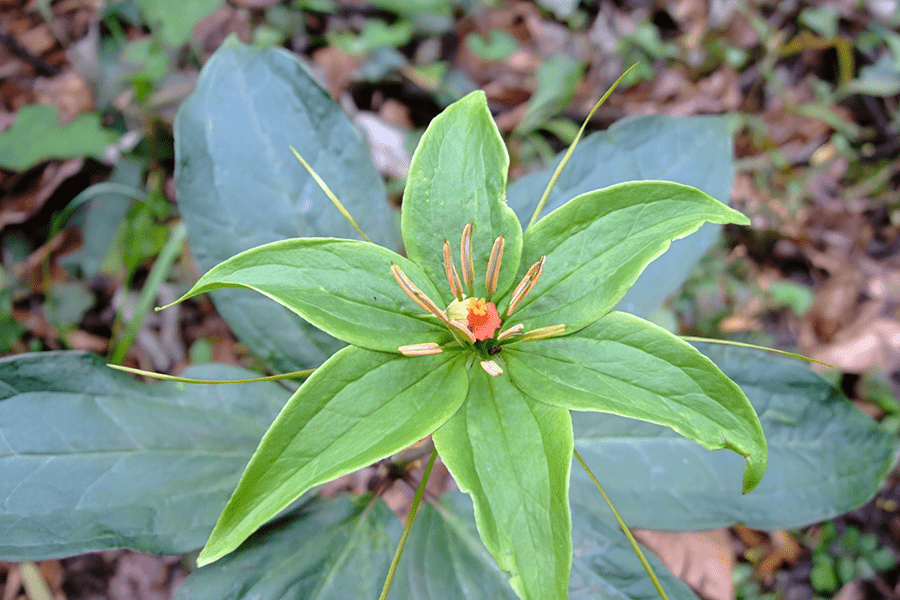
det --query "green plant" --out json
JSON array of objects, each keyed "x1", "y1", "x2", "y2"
[
  {"x1": 0, "y1": 39, "x2": 896, "y2": 600},
  {"x1": 809, "y1": 523, "x2": 898, "y2": 595}
]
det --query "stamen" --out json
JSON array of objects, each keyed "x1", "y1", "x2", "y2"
[
  {"x1": 497, "y1": 323, "x2": 524, "y2": 341},
  {"x1": 447, "y1": 319, "x2": 477, "y2": 344},
  {"x1": 480, "y1": 359, "x2": 503, "y2": 377},
  {"x1": 506, "y1": 256, "x2": 545, "y2": 317},
  {"x1": 484, "y1": 236, "x2": 504, "y2": 301},
  {"x1": 460, "y1": 222, "x2": 475, "y2": 297},
  {"x1": 517, "y1": 324, "x2": 566, "y2": 343},
  {"x1": 399, "y1": 342, "x2": 443, "y2": 356},
  {"x1": 390, "y1": 263, "x2": 449, "y2": 323},
  {"x1": 443, "y1": 240, "x2": 464, "y2": 301}
]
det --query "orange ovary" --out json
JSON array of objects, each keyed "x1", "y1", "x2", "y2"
[{"x1": 467, "y1": 298, "x2": 501, "y2": 341}]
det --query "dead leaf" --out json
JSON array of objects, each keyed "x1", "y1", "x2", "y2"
[
  {"x1": 13, "y1": 227, "x2": 81, "y2": 293},
  {"x1": 34, "y1": 69, "x2": 94, "y2": 122},
  {"x1": 0, "y1": 157, "x2": 83, "y2": 230},
  {"x1": 108, "y1": 552, "x2": 183, "y2": 600},
  {"x1": 311, "y1": 46, "x2": 363, "y2": 100},
  {"x1": 16, "y1": 22, "x2": 57, "y2": 56},
  {"x1": 757, "y1": 530, "x2": 802, "y2": 582},
  {"x1": 1, "y1": 563, "x2": 22, "y2": 600},
  {"x1": 633, "y1": 529, "x2": 734, "y2": 600},
  {"x1": 812, "y1": 317, "x2": 900, "y2": 372},
  {"x1": 66, "y1": 329, "x2": 109, "y2": 353}
]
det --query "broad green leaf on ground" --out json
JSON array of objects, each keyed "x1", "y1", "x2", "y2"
[
  {"x1": 176, "y1": 495, "x2": 400, "y2": 600},
  {"x1": 512, "y1": 182, "x2": 749, "y2": 331},
  {"x1": 432, "y1": 371, "x2": 573, "y2": 600},
  {"x1": 175, "y1": 37, "x2": 397, "y2": 373},
  {"x1": 391, "y1": 493, "x2": 519, "y2": 600},
  {"x1": 506, "y1": 115, "x2": 734, "y2": 318},
  {"x1": 507, "y1": 312, "x2": 767, "y2": 494},
  {"x1": 569, "y1": 343, "x2": 897, "y2": 531},
  {"x1": 0, "y1": 351, "x2": 287, "y2": 560},
  {"x1": 0, "y1": 105, "x2": 116, "y2": 171},
  {"x1": 199, "y1": 347, "x2": 468, "y2": 566},
  {"x1": 133, "y1": 0, "x2": 223, "y2": 46},
  {"x1": 401, "y1": 91, "x2": 522, "y2": 304},
  {"x1": 168, "y1": 239, "x2": 447, "y2": 352},
  {"x1": 569, "y1": 500, "x2": 699, "y2": 600}
]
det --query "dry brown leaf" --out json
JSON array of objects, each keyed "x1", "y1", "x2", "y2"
[
  {"x1": 0, "y1": 157, "x2": 83, "y2": 230},
  {"x1": 812, "y1": 317, "x2": 900, "y2": 372},
  {"x1": 13, "y1": 227, "x2": 81, "y2": 293},
  {"x1": 108, "y1": 552, "x2": 179, "y2": 600},
  {"x1": 193, "y1": 8, "x2": 250, "y2": 61},
  {"x1": 34, "y1": 69, "x2": 94, "y2": 122},
  {"x1": 311, "y1": 46, "x2": 363, "y2": 100},
  {"x1": 1, "y1": 563, "x2": 22, "y2": 600},
  {"x1": 633, "y1": 529, "x2": 734, "y2": 600},
  {"x1": 16, "y1": 22, "x2": 56, "y2": 56},
  {"x1": 67, "y1": 330, "x2": 109, "y2": 353},
  {"x1": 757, "y1": 530, "x2": 802, "y2": 582}
]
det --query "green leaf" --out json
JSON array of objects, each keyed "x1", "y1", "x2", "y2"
[
  {"x1": 568, "y1": 342, "x2": 897, "y2": 531},
  {"x1": 432, "y1": 370, "x2": 572, "y2": 600},
  {"x1": 199, "y1": 347, "x2": 468, "y2": 566},
  {"x1": 175, "y1": 37, "x2": 397, "y2": 373},
  {"x1": 391, "y1": 493, "x2": 519, "y2": 599},
  {"x1": 506, "y1": 312, "x2": 766, "y2": 493},
  {"x1": 511, "y1": 181, "x2": 750, "y2": 331},
  {"x1": 168, "y1": 238, "x2": 447, "y2": 353},
  {"x1": 465, "y1": 30, "x2": 519, "y2": 62},
  {"x1": 0, "y1": 105, "x2": 115, "y2": 171},
  {"x1": 133, "y1": 0, "x2": 223, "y2": 46},
  {"x1": 0, "y1": 351, "x2": 287, "y2": 560},
  {"x1": 514, "y1": 54, "x2": 583, "y2": 134},
  {"x1": 401, "y1": 91, "x2": 523, "y2": 304},
  {"x1": 569, "y1": 500, "x2": 699, "y2": 600},
  {"x1": 506, "y1": 115, "x2": 735, "y2": 319},
  {"x1": 176, "y1": 495, "x2": 401, "y2": 600}
]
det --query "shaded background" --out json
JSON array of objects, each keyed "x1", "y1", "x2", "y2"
[{"x1": 1, "y1": 0, "x2": 899, "y2": 598}]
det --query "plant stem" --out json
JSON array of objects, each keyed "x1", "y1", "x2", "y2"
[
  {"x1": 109, "y1": 222, "x2": 187, "y2": 365},
  {"x1": 107, "y1": 363, "x2": 315, "y2": 384},
  {"x1": 573, "y1": 448, "x2": 671, "y2": 600},
  {"x1": 679, "y1": 336, "x2": 836, "y2": 368},
  {"x1": 526, "y1": 64, "x2": 636, "y2": 231},
  {"x1": 379, "y1": 447, "x2": 438, "y2": 600},
  {"x1": 289, "y1": 146, "x2": 372, "y2": 243},
  {"x1": 19, "y1": 562, "x2": 54, "y2": 600}
]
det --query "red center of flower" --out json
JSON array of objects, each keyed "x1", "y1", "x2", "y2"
[{"x1": 467, "y1": 298, "x2": 501, "y2": 341}]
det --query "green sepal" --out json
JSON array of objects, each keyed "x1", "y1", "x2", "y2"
[
  {"x1": 432, "y1": 369, "x2": 573, "y2": 600},
  {"x1": 164, "y1": 238, "x2": 449, "y2": 352},
  {"x1": 505, "y1": 311, "x2": 767, "y2": 493},
  {"x1": 197, "y1": 346, "x2": 469, "y2": 566},
  {"x1": 509, "y1": 181, "x2": 750, "y2": 330},
  {"x1": 402, "y1": 91, "x2": 523, "y2": 303}
]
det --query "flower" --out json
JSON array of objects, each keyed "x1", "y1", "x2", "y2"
[
  {"x1": 393, "y1": 222, "x2": 563, "y2": 375},
  {"x1": 174, "y1": 91, "x2": 767, "y2": 600}
]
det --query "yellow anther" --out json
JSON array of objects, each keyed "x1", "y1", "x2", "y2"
[
  {"x1": 480, "y1": 359, "x2": 503, "y2": 377},
  {"x1": 443, "y1": 240, "x2": 464, "y2": 301},
  {"x1": 517, "y1": 324, "x2": 566, "y2": 343},
  {"x1": 497, "y1": 323, "x2": 524, "y2": 341},
  {"x1": 506, "y1": 256, "x2": 545, "y2": 317},
  {"x1": 460, "y1": 222, "x2": 475, "y2": 296},
  {"x1": 399, "y1": 343, "x2": 444, "y2": 356},
  {"x1": 485, "y1": 236, "x2": 504, "y2": 301},
  {"x1": 390, "y1": 263, "x2": 448, "y2": 323}
]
